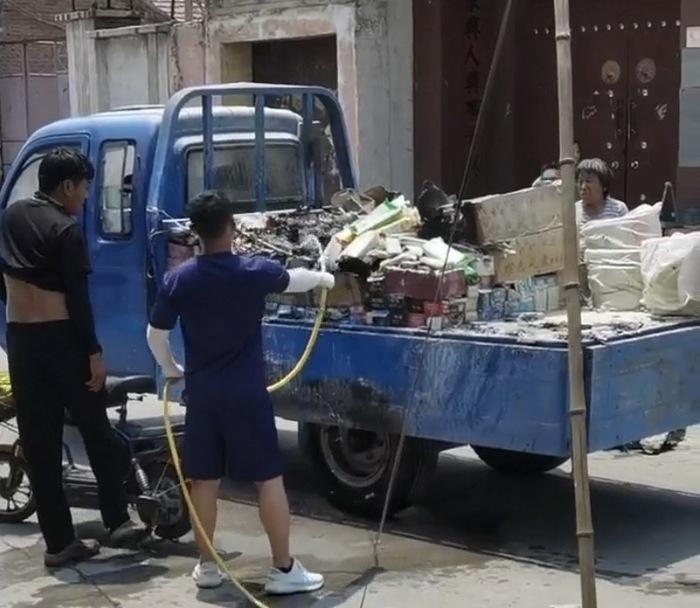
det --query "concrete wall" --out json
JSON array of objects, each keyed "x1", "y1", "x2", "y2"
[
  {"x1": 94, "y1": 26, "x2": 171, "y2": 110},
  {"x1": 65, "y1": 18, "x2": 100, "y2": 115},
  {"x1": 355, "y1": 0, "x2": 414, "y2": 194},
  {"x1": 66, "y1": 20, "x2": 181, "y2": 115},
  {"x1": 62, "y1": 1, "x2": 415, "y2": 196},
  {"x1": 678, "y1": 0, "x2": 700, "y2": 220},
  {"x1": 205, "y1": 0, "x2": 414, "y2": 196}
]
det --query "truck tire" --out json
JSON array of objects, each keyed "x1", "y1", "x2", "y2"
[
  {"x1": 299, "y1": 422, "x2": 438, "y2": 519},
  {"x1": 472, "y1": 445, "x2": 568, "y2": 475}
]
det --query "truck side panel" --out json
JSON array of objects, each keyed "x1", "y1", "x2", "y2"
[
  {"x1": 264, "y1": 323, "x2": 572, "y2": 457},
  {"x1": 587, "y1": 325, "x2": 700, "y2": 451},
  {"x1": 266, "y1": 322, "x2": 700, "y2": 457}
]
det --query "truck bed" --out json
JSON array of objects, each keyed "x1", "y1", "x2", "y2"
[{"x1": 263, "y1": 311, "x2": 700, "y2": 457}]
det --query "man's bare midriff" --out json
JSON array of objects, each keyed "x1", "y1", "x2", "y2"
[{"x1": 5, "y1": 276, "x2": 69, "y2": 323}]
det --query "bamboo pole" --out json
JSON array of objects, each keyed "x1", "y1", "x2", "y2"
[{"x1": 552, "y1": 1, "x2": 598, "y2": 607}]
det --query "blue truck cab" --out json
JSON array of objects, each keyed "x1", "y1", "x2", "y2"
[
  {"x1": 0, "y1": 85, "x2": 355, "y2": 377},
  {"x1": 1, "y1": 84, "x2": 699, "y2": 518}
]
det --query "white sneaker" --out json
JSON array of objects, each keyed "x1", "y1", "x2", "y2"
[
  {"x1": 265, "y1": 559, "x2": 324, "y2": 595},
  {"x1": 192, "y1": 560, "x2": 223, "y2": 589}
]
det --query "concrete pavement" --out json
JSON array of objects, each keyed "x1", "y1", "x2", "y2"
[{"x1": 2, "y1": 407, "x2": 699, "y2": 607}]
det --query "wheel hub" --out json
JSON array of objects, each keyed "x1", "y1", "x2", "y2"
[
  {"x1": 151, "y1": 473, "x2": 185, "y2": 526},
  {"x1": 319, "y1": 426, "x2": 391, "y2": 488},
  {"x1": 0, "y1": 455, "x2": 32, "y2": 513}
]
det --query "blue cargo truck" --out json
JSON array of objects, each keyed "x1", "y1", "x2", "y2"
[{"x1": 1, "y1": 84, "x2": 698, "y2": 517}]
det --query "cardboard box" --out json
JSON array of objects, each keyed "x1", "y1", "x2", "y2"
[
  {"x1": 465, "y1": 184, "x2": 562, "y2": 245},
  {"x1": 312, "y1": 272, "x2": 364, "y2": 307},
  {"x1": 492, "y1": 227, "x2": 565, "y2": 283},
  {"x1": 462, "y1": 184, "x2": 565, "y2": 283},
  {"x1": 383, "y1": 268, "x2": 466, "y2": 300}
]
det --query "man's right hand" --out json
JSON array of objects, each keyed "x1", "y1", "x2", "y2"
[
  {"x1": 86, "y1": 352, "x2": 107, "y2": 393},
  {"x1": 318, "y1": 272, "x2": 335, "y2": 290}
]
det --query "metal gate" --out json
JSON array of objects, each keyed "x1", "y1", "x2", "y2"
[{"x1": 0, "y1": 40, "x2": 70, "y2": 181}]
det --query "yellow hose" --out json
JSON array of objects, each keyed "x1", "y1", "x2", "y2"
[
  {"x1": 162, "y1": 287, "x2": 329, "y2": 605},
  {"x1": 267, "y1": 288, "x2": 328, "y2": 393}
]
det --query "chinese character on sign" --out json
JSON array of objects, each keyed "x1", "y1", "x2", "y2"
[
  {"x1": 465, "y1": 15, "x2": 481, "y2": 38},
  {"x1": 466, "y1": 99, "x2": 482, "y2": 117},
  {"x1": 465, "y1": 70, "x2": 479, "y2": 91},
  {"x1": 466, "y1": 44, "x2": 480, "y2": 68}
]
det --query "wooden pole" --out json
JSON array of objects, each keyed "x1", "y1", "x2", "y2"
[{"x1": 552, "y1": 1, "x2": 598, "y2": 607}]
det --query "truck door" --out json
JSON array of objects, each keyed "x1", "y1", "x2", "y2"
[{"x1": 88, "y1": 139, "x2": 152, "y2": 375}]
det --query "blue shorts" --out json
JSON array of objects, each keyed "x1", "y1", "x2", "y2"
[{"x1": 182, "y1": 389, "x2": 284, "y2": 483}]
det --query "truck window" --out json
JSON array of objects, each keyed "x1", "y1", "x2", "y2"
[
  {"x1": 187, "y1": 144, "x2": 303, "y2": 209},
  {"x1": 100, "y1": 141, "x2": 136, "y2": 237},
  {"x1": 6, "y1": 144, "x2": 81, "y2": 207},
  {"x1": 6, "y1": 155, "x2": 43, "y2": 206}
]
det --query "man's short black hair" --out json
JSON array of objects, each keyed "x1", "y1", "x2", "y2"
[
  {"x1": 186, "y1": 191, "x2": 236, "y2": 241},
  {"x1": 38, "y1": 148, "x2": 95, "y2": 194},
  {"x1": 576, "y1": 158, "x2": 614, "y2": 196}
]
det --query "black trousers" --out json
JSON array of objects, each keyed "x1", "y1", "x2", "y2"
[{"x1": 7, "y1": 321, "x2": 129, "y2": 553}]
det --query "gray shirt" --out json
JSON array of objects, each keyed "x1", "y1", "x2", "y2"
[{"x1": 576, "y1": 197, "x2": 629, "y2": 224}]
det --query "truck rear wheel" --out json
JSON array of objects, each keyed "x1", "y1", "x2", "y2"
[
  {"x1": 472, "y1": 445, "x2": 568, "y2": 475},
  {"x1": 299, "y1": 423, "x2": 438, "y2": 519}
]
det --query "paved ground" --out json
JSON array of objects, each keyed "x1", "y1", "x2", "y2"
[{"x1": 1, "y1": 387, "x2": 699, "y2": 608}]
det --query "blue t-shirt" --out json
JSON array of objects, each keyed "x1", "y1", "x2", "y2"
[{"x1": 150, "y1": 253, "x2": 289, "y2": 395}]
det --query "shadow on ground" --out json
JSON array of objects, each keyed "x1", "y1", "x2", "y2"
[{"x1": 222, "y1": 428, "x2": 700, "y2": 581}]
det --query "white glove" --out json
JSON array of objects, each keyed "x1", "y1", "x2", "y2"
[
  {"x1": 285, "y1": 268, "x2": 335, "y2": 293},
  {"x1": 318, "y1": 272, "x2": 335, "y2": 290},
  {"x1": 163, "y1": 362, "x2": 184, "y2": 380},
  {"x1": 147, "y1": 325, "x2": 184, "y2": 380}
]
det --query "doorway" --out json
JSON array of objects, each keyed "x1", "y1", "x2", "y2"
[
  {"x1": 516, "y1": 0, "x2": 681, "y2": 206},
  {"x1": 572, "y1": 4, "x2": 681, "y2": 207}
]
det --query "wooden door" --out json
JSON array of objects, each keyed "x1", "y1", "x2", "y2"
[
  {"x1": 572, "y1": 22, "x2": 629, "y2": 200},
  {"x1": 625, "y1": 13, "x2": 681, "y2": 206},
  {"x1": 571, "y1": 2, "x2": 680, "y2": 207}
]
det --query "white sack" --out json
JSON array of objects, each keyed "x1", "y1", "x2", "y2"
[
  {"x1": 582, "y1": 203, "x2": 662, "y2": 250},
  {"x1": 641, "y1": 232, "x2": 700, "y2": 315}
]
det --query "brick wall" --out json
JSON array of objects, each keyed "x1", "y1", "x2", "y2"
[
  {"x1": 0, "y1": 1, "x2": 166, "y2": 75},
  {"x1": 0, "y1": 1, "x2": 73, "y2": 44},
  {"x1": 0, "y1": 0, "x2": 167, "y2": 176},
  {"x1": 0, "y1": 0, "x2": 71, "y2": 75}
]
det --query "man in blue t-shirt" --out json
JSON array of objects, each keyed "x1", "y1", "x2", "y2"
[{"x1": 147, "y1": 191, "x2": 334, "y2": 594}]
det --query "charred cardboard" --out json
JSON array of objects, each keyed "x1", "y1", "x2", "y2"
[
  {"x1": 491, "y1": 227, "x2": 565, "y2": 283},
  {"x1": 463, "y1": 184, "x2": 564, "y2": 282}
]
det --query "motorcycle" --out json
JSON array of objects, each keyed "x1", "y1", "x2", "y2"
[{"x1": 0, "y1": 376, "x2": 190, "y2": 540}]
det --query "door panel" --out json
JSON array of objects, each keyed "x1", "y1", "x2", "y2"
[
  {"x1": 570, "y1": 1, "x2": 681, "y2": 207},
  {"x1": 626, "y1": 17, "x2": 681, "y2": 206},
  {"x1": 88, "y1": 139, "x2": 152, "y2": 376},
  {"x1": 572, "y1": 25, "x2": 629, "y2": 201}
]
